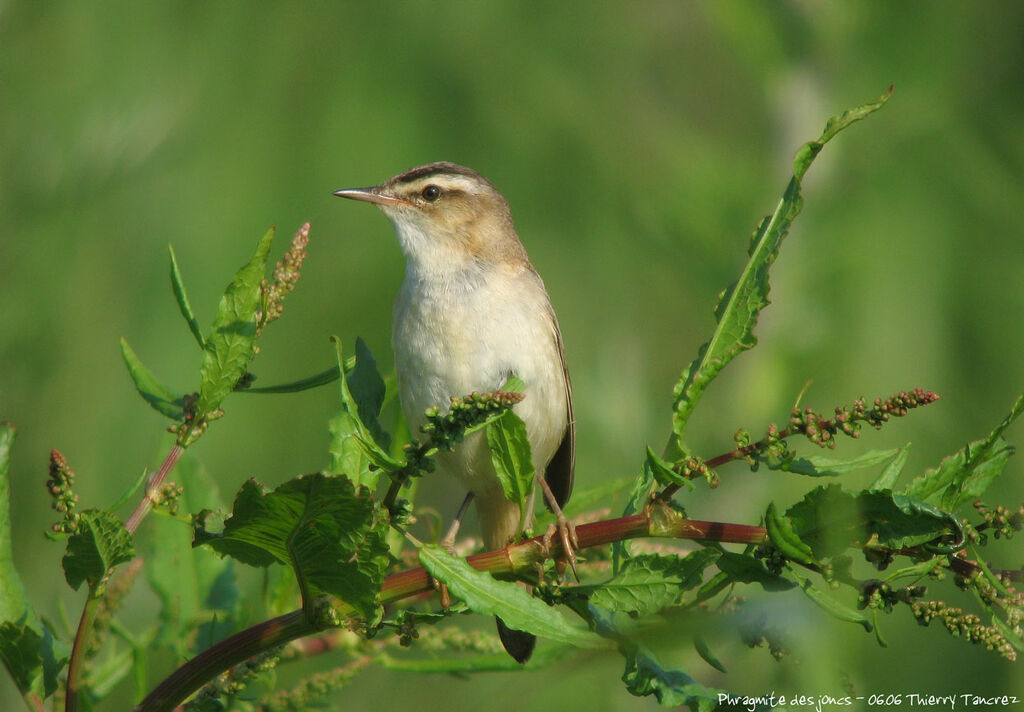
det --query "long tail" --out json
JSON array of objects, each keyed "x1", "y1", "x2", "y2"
[{"x1": 475, "y1": 493, "x2": 537, "y2": 662}]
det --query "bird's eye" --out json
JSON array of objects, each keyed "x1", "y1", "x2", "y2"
[{"x1": 421, "y1": 185, "x2": 441, "y2": 202}]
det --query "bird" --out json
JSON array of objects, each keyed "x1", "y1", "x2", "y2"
[{"x1": 334, "y1": 162, "x2": 575, "y2": 662}]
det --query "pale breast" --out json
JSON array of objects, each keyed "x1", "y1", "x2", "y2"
[{"x1": 392, "y1": 263, "x2": 568, "y2": 495}]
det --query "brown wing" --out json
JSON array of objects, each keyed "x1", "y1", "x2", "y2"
[{"x1": 543, "y1": 311, "x2": 574, "y2": 510}]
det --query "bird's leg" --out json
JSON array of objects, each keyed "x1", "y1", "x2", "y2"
[
  {"x1": 435, "y1": 491, "x2": 475, "y2": 609},
  {"x1": 536, "y1": 475, "x2": 579, "y2": 580}
]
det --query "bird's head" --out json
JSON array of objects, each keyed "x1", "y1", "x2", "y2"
[{"x1": 335, "y1": 162, "x2": 526, "y2": 270}]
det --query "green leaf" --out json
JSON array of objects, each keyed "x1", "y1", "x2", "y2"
[
  {"x1": 168, "y1": 244, "x2": 204, "y2": 348},
  {"x1": 145, "y1": 453, "x2": 238, "y2": 654},
  {"x1": 788, "y1": 566, "x2": 873, "y2": 632},
  {"x1": 644, "y1": 446, "x2": 692, "y2": 488},
  {"x1": 785, "y1": 485, "x2": 959, "y2": 559},
  {"x1": 109, "y1": 466, "x2": 150, "y2": 514},
  {"x1": 486, "y1": 410, "x2": 535, "y2": 527},
  {"x1": 881, "y1": 557, "x2": 945, "y2": 584},
  {"x1": 668, "y1": 87, "x2": 892, "y2": 457},
  {"x1": 328, "y1": 339, "x2": 400, "y2": 488},
  {"x1": 613, "y1": 466, "x2": 655, "y2": 570},
  {"x1": 904, "y1": 394, "x2": 1022, "y2": 510},
  {"x1": 119, "y1": 338, "x2": 186, "y2": 420},
  {"x1": 693, "y1": 635, "x2": 727, "y2": 673},
  {"x1": 0, "y1": 622, "x2": 66, "y2": 699},
  {"x1": 791, "y1": 85, "x2": 894, "y2": 182},
  {"x1": 193, "y1": 473, "x2": 389, "y2": 619},
  {"x1": 765, "y1": 501, "x2": 817, "y2": 566},
  {"x1": 580, "y1": 550, "x2": 720, "y2": 616},
  {"x1": 197, "y1": 227, "x2": 275, "y2": 416},
  {"x1": 761, "y1": 448, "x2": 899, "y2": 477},
  {"x1": 418, "y1": 544, "x2": 605, "y2": 650},
  {"x1": 500, "y1": 374, "x2": 525, "y2": 394},
  {"x1": 236, "y1": 365, "x2": 342, "y2": 394},
  {"x1": 715, "y1": 552, "x2": 795, "y2": 592},
  {"x1": 621, "y1": 646, "x2": 721, "y2": 711},
  {"x1": 0, "y1": 424, "x2": 32, "y2": 626},
  {"x1": 349, "y1": 337, "x2": 391, "y2": 452},
  {"x1": 0, "y1": 425, "x2": 68, "y2": 699},
  {"x1": 870, "y1": 442, "x2": 913, "y2": 490},
  {"x1": 62, "y1": 510, "x2": 135, "y2": 593}
]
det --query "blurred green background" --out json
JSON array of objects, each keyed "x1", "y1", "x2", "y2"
[{"x1": 2, "y1": 1, "x2": 1022, "y2": 709}]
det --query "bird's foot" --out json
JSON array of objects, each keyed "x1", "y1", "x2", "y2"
[{"x1": 540, "y1": 513, "x2": 579, "y2": 581}]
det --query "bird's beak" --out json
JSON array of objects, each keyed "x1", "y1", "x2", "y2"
[{"x1": 333, "y1": 186, "x2": 411, "y2": 207}]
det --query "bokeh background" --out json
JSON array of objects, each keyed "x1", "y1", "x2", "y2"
[{"x1": 2, "y1": 2, "x2": 1022, "y2": 709}]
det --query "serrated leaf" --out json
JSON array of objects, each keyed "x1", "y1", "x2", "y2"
[
  {"x1": 715, "y1": 552, "x2": 795, "y2": 592},
  {"x1": 120, "y1": 338, "x2": 186, "y2": 420},
  {"x1": 668, "y1": 87, "x2": 892, "y2": 457},
  {"x1": 169, "y1": 244, "x2": 204, "y2": 348},
  {"x1": 765, "y1": 501, "x2": 817, "y2": 566},
  {"x1": 785, "y1": 485, "x2": 959, "y2": 559},
  {"x1": 870, "y1": 442, "x2": 913, "y2": 490},
  {"x1": 904, "y1": 394, "x2": 1022, "y2": 509},
  {"x1": 788, "y1": 566, "x2": 872, "y2": 632},
  {"x1": 62, "y1": 510, "x2": 135, "y2": 592},
  {"x1": 621, "y1": 646, "x2": 722, "y2": 711},
  {"x1": 418, "y1": 544, "x2": 604, "y2": 650},
  {"x1": 193, "y1": 473, "x2": 389, "y2": 618},
  {"x1": 762, "y1": 448, "x2": 899, "y2": 477},
  {"x1": 197, "y1": 227, "x2": 275, "y2": 416},
  {"x1": 486, "y1": 411, "x2": 535, "y2": 526},
  {"x1": 580, "y1": 550, "x2": 720, "y2": 616}
]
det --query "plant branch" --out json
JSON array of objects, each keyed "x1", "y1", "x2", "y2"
[
  {"x1": 134, "y1": 610, "x2": 314, "y2": 712},
  {"x1": 64, "y1": 594, "x2": 101, "y2": 712},
  {"x1": 661, "y1": 389, "x2": 940, "y2": 499},
  {"x1": 136, "y1": 505, "x2": 764, "y2": 711},
  {"x1": 125, "y1": 445, "x2": 184, "y2": 534}
]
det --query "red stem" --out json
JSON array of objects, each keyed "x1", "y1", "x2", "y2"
[{"x1": 126, "y1": 445, "x2": 184, "y2": 534}]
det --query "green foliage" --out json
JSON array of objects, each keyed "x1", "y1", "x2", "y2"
[
  {"x1": 120, "y1": 338, "x2": 186, "y2": 420},
  {"x1": 0, "y1": 623, "x2": 65, "y2": 700},
  {"x1": 197, "y1": 227, "x2": 275, "y2": 416},
  {"x1": 578, "y1": 550, "x2": 719, "y2": 615},
  {"x1": 486, "y1": 410, "x2": 535, "y2": 532},
  {"x1": 193, "y1": 473, "x2": 389, "y2": 619},
  {"x1": 2, "y1": 88, "x2": 1021, "y2": 712},
  {"x1": 61, "y1": 510, "x2": 135, "y2": 593},
  {"x1": 903, "y1": 394, "x2": 1023, "y2": 509},
  {"x1": 328, "y1": 337, "x2": 398, "y2": 488},
  {"x1": 759, "y1": 448, "x2": 900, "y2": 477},
  {"x1": 781, "y1": 485, "x2": 961, "y2": 559},
  {"x1": 620, "y1": 647, "x2": 720, "y2": 711},
  {"x1": 668, "y1": 87, "x2": 893, "y2": 458},
  {"x1": 168, "y1": 244, "x2": 205, "y2": 349},
  {"x1": 419, "y1": 544, "x2": 605, "y2": 651},
  {"x1": 0, "y1": 425, "x2": 31, "y2": 627}
]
